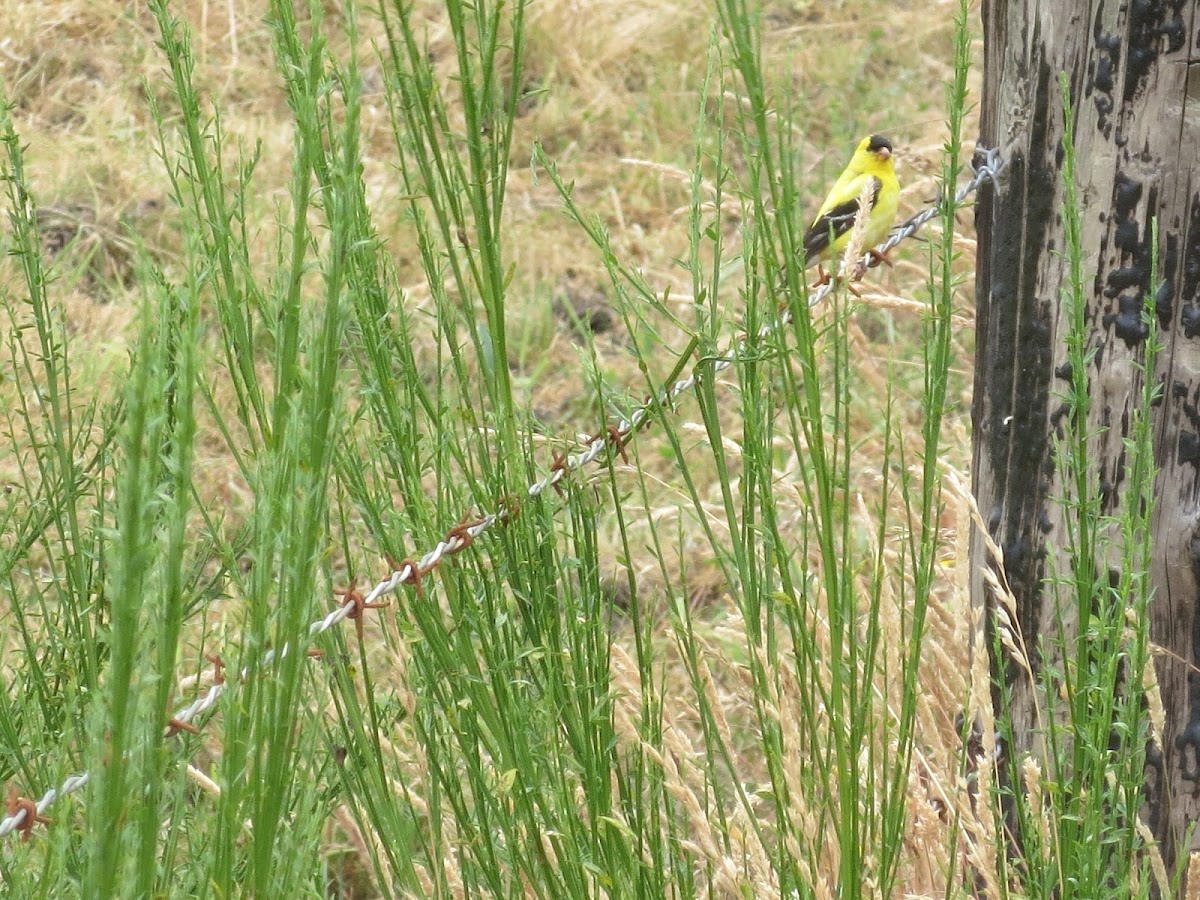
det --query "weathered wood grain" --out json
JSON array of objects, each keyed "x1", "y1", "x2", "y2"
[{"x1": 975, "y1": 0, "x2": 1200, "y2": 868}]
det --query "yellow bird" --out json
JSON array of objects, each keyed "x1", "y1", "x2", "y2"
[{"x1": 802, "y1": 134, "x2": 900, "y2": 276}]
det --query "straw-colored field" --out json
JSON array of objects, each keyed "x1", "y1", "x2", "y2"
[
  {"x1": 0, "y1": 0, "x2": 999, "y2": 896},
  {"x1": 1, "y1": 0, "x2": 979, "y2": 581}
]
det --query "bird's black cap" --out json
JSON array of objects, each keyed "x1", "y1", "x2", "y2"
[{"x1": 867, "y1": 135, "x2": 893, "y2": 154}]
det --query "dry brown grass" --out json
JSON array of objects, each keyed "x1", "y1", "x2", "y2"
[
  {"x1": 0, "y1": 0, "x2": 977, "y2": 534},
  {"x1": 0, "y1": 0, "x2": 995, "y2": 894}
]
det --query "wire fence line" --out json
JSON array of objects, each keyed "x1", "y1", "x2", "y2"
[{"x1": 0, "y1": 147, "x2": 1003, "y2": 844}]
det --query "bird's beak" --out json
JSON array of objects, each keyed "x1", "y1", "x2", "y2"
[{"x1": 875, "y1": 147, "x2": 892, "y2": 161}]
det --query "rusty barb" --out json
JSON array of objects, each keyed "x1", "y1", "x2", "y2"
[{"x1": 0, "y1": 146, "x2": 1003, "y2": 845}]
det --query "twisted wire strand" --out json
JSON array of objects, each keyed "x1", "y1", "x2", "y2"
[{"x1": 1, "y1": 146, "x2": 1003, "y2": 843}]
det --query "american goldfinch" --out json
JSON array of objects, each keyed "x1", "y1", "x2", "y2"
[{"x1": 802, "y1": 134, "x2": 899, "y2": 274}]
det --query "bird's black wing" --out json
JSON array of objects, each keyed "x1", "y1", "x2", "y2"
[{"x1": 802, "y1": 176, "x2": 882, "y2": 259}]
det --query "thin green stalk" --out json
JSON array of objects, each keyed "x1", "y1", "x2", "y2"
[{"x1": 881, "y1": 0, "x2": 971, "y2": 888}]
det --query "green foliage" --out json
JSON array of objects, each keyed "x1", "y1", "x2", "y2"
[{"x1": 1, "y1": 0, "x2": 1160, "y2": 897}]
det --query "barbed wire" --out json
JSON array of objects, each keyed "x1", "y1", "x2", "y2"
[{"x1": 0, "y1": 145, "x2": 1003, "y2": 844}]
